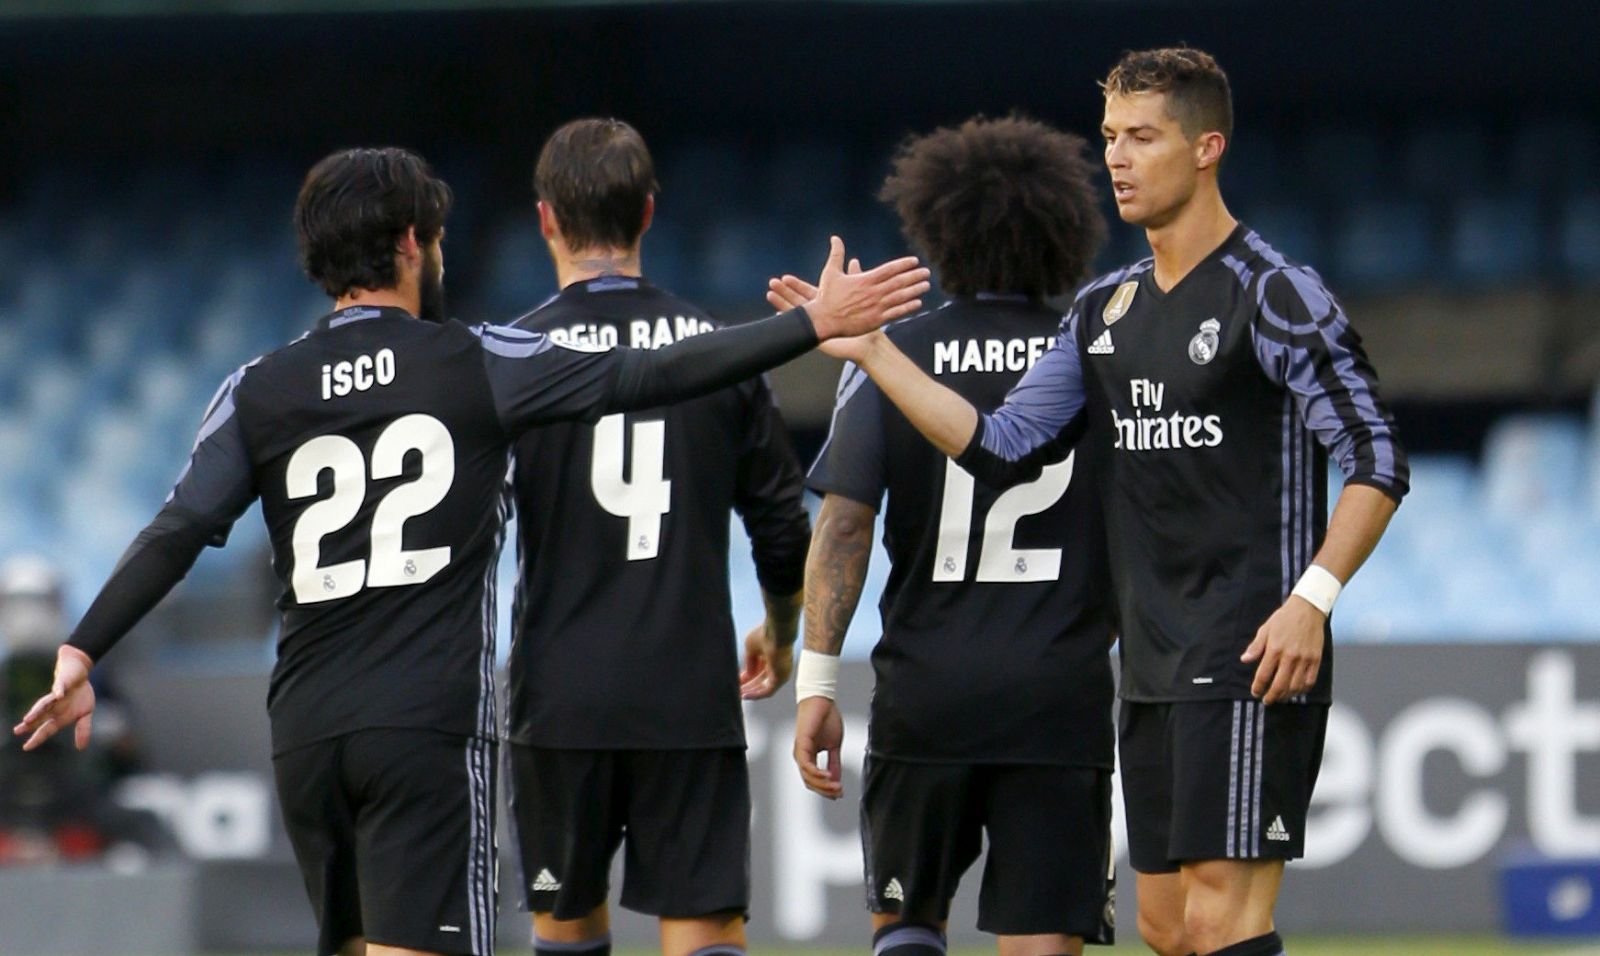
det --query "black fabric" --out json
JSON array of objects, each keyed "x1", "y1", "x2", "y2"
[
  {"x1": 506, "y1": 278, "x2": 809, "y2": 749},
  {"x1": 1118, "y1": 700, "x2": 1328, "y2": 874},
  {"x1": 508, "y1": 744, "x2": 751, "y2": 919},
  {"x1": 1205, "y1": 930, "x2": 1285, "y2": 956},
  {"x1": 67, "y1": 506, "x2": 217, "y2": 662},
  {"x1": 607, "y1": 307, "x2": 816, "y2": 412},
  {"x1": 949, "y1": 227, "x2": 1407, "y2": 704},
  {"x1": 66, "y1": 303, "x2": 823, "y2": 757},
  {"x1": 273, "y1": 728, "x2": 497, "y2": 956},
  {"x1": 807, "y1": 298, "x2": 1113, "y2": 766},
  {"x1": 860, "y1": 755, "x2": 1115, "y2": 940}
]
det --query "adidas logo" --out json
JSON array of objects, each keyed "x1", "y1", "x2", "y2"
[
  {"x1": 883, "y1": 877, "x2": 904, "y2": 902},
  {"x1": 1087, "y1": 329, "x2": 1115, "y2": 355},
  {"x1": 531, "y1": 868, "x2": 562, "y2": 892},
  {"x1": 1266, "y1": 816, "x2": 1291, "y2": 842}
]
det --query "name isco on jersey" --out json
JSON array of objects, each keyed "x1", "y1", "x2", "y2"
[
  {"x1": 321, "y1": 348, "x2": 396, "y2": 401},
  {"x1": 933, "y1": 336, "x2": 1052, "y2": 375},
  {"x1": 548, "y1": 315, "x2": 715, "y2": 352},
  {"x1": 1112, "y1": 407, "x2": 1224, "y2": 450}
]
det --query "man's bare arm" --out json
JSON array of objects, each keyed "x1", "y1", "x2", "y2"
[
  {"x1": 803, "y1": 495, "x2": 877, "y2": 654},
  {"x1": 1308, "y1": 483, "x2": 1398, "y2": 583},
  {"x1": 1244, "y1": 483, "x2": 1399, "y2": 702}
]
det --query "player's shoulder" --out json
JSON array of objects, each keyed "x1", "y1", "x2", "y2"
[
  {"x1": 1071, "y1": 258, "x2": 1155, "y2": 310},
  {"x1": 1228, "y1": 227, "x2": 1340, "y2": 320},
  {"x1": 515, "y1": 277, "x2": 719, "y2": 328},
  {"x1": 880, "y1": 305, "x2": 947, "y2": 347}
]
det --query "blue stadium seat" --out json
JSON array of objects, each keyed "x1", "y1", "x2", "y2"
[
  {"x1": 1239, "y1": 203, "x2": 1324, "y2": 267},
  {"x1": 1299, "y1": 127, "x2": 1385, "y2": 207},
  {"x1": 1561, "y1": 193, "x2": 1600, "y2": 279},
  {"x1": 1403, "y1": 122, "x2": 1491, "y2": 201},
  {"x1": 1510, "y1": 116, "x2": 1600, "y2": 198},
  {"x1": 1221, "y1": 135, "x2": 1286, "y2": 204},
  {"x1": 1451, "y1": 195, "x2": 1542, "y2": 283},
  {"x1": 479, "y1": 214, "x2": 556, "y2": 317},
  {"x1": 761, "y1": 140, "x2": 853, "y2": 215},
  {"x1": 1334, "y1": 201, "x2": 1435, "y2": 288},
  {"x1": 1482, "y1": 414, "x2": 1587, "y2": 520}
]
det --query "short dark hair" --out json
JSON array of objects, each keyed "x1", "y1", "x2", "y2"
[
  {"x1": 878, "y1": 115, "x2": 1106, "y2": 299},
  {"x1": 294, "y1": 147, "x2": 453, "y2": 298},
  {"x1": 535, "y1": 118, "x2": 658, "y2": 252},
  {"x1": 1101, "y1": 46, "x2": 1233, "y2": 143}
]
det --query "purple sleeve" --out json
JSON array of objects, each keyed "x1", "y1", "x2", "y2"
[
  {"x1": 954, "y1": 312, "x2": 1088, "y2": 489},
  {"x1": 1251, "y1": 269, "x2": 1410, "y2": 501}
]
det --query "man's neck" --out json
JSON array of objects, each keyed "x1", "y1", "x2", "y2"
[
  {"x1": 556, "y1": 246, "x2": 643, "y2": 289},
  {"x1": 1144, "y1": 186, "x2": 1237, "y2": 293},
  {"x1": 334, "y1": 288, "x2": 418, "y2": 315}
]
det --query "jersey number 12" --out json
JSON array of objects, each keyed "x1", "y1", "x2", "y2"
[
  {"x1": 931, "y1": 453, "x2": 1074, "y2": 583},
  {"x1": 286, "y1": 413, "x2": 455, "y2": 604}
]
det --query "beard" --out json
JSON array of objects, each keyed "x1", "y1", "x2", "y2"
[{"x1": 418, "y1": 244, "x2": 447, "y2": 323}]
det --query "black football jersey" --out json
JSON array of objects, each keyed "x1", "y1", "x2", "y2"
[
  {"x1": 958, "y1": 226, "x2": 1410, "y2": 702},
  {"x1": 174, "y1": 307, "x2": 644, "y2": 753},
  {"x1": 504, "y1": 277, "x2": 809, "y2": 750},
  {"x1": 809, "y1": 297, "x2": 1114, "y2": 767}
]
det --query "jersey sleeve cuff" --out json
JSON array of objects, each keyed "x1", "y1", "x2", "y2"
[
  {"x1": 802, "y1": 478, "x2": 883, "y2": 510},
  {"x1": 1343, "y1": 473, "x2": 1408, "y2": 504},
  {"x1": 954, "y1": 416, "x2": 989, "y2": 471}
]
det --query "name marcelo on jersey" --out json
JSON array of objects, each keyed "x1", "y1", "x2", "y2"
[
  {"x1": 1113, "y1": 377, "x2": 1224, "y2": 450},
  {"x1": 548, "y1": 315, "x2": 715, "y2": 351},
  {"x1": 933, "y1": 336, "x2": 1052, "y2": 375}
]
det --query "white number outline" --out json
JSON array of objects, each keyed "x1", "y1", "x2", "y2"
[
  {"x1": 285, "y1": 414, "x2": 456, "y2": 603},
  {"x1": 931, "y1": 452, "x2": 1074, "y2": 583},
  {"x1": 590, "y1": 413, "x2": 672, "y2": 561}
]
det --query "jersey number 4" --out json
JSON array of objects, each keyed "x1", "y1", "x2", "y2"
[
  {"x1": 590, "y1": 413, "x2": 671, "y2": 561},
  {"x1": 286, "y1": 413, "x2": 455, "y2": 604},
  {"x1": 931, "y1": 453, "x2": 1074, "y2": 583}
]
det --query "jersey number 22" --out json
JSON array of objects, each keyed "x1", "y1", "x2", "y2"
[{"x1": 286, "y1": 414, "x2": 455, "y2": 603}]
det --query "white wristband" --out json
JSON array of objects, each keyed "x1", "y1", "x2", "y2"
[
  {"x1": 795, "y1": 651, "x2": 841, "y2": 702},
  {"x1": 1291, "y1": 564, "x2": 1343, "y2": 615}
]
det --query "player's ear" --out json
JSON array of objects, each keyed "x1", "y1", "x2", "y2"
[
  {"x1": 396, "y1": 226, "x2": 422, "y2": 262},
  {"x1": 638, "y1": 194, "x2": 655, "y2": 239},
  {"x1": 1195, "y1": 131, "x2": 1226, "y2": 171},
  {"x1": 537, "y1": 200, "x2": 560, "y2": 242}
]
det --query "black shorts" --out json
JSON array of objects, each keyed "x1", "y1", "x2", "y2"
[
  {"x1": 1118, "y1": 699, "x2": 1329, "y2": 874},
  {"x1": 860, "y1": 756, "x2": 1115, "y2": 941},
  {"x1": 507, "y1": 745, "x2": 750, "y2": 920},
  {"x1": 272, "y1": 728, "x2": 497, "y2": 956}
]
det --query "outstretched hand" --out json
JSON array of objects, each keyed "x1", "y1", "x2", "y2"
[
  {"x1": 768, "y1": 256, "x2": 888, "y2": 362},
  {"x1": 13, "y1": 646, "x2": 97, "y2": 751},
  {"x1": 793, "y1": 237, "x2": 928, "y2": 342}
]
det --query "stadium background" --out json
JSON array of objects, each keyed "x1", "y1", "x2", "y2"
[{"x1": 2, "y1": 0, "x2": 1599, "y2": 952}]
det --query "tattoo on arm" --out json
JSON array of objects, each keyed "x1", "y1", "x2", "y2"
[{"x1": 803, "y1": 495, "x2": 875, "y2": 656}]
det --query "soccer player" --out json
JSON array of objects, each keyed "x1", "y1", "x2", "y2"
[
  {"x1": 794, "y1": 115, "x2": 1115, "y2": 956},
  {"x1": 771, "y1": 49, "x2": 1409, "y2": 956},
  {"x1": 503, "y1": 119, "x2": 810, "y2": 956},
  {"x1": 13, "y1": 147, "x2": 929, "y2": 956}
]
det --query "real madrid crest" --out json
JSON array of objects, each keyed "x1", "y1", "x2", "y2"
[
  {"x1": 1188, "y1": 318, "x2": 1221, "y2": 365},
  {"x1": 1102, "y1": 281, "x2": 1138, "y2": 326}
]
